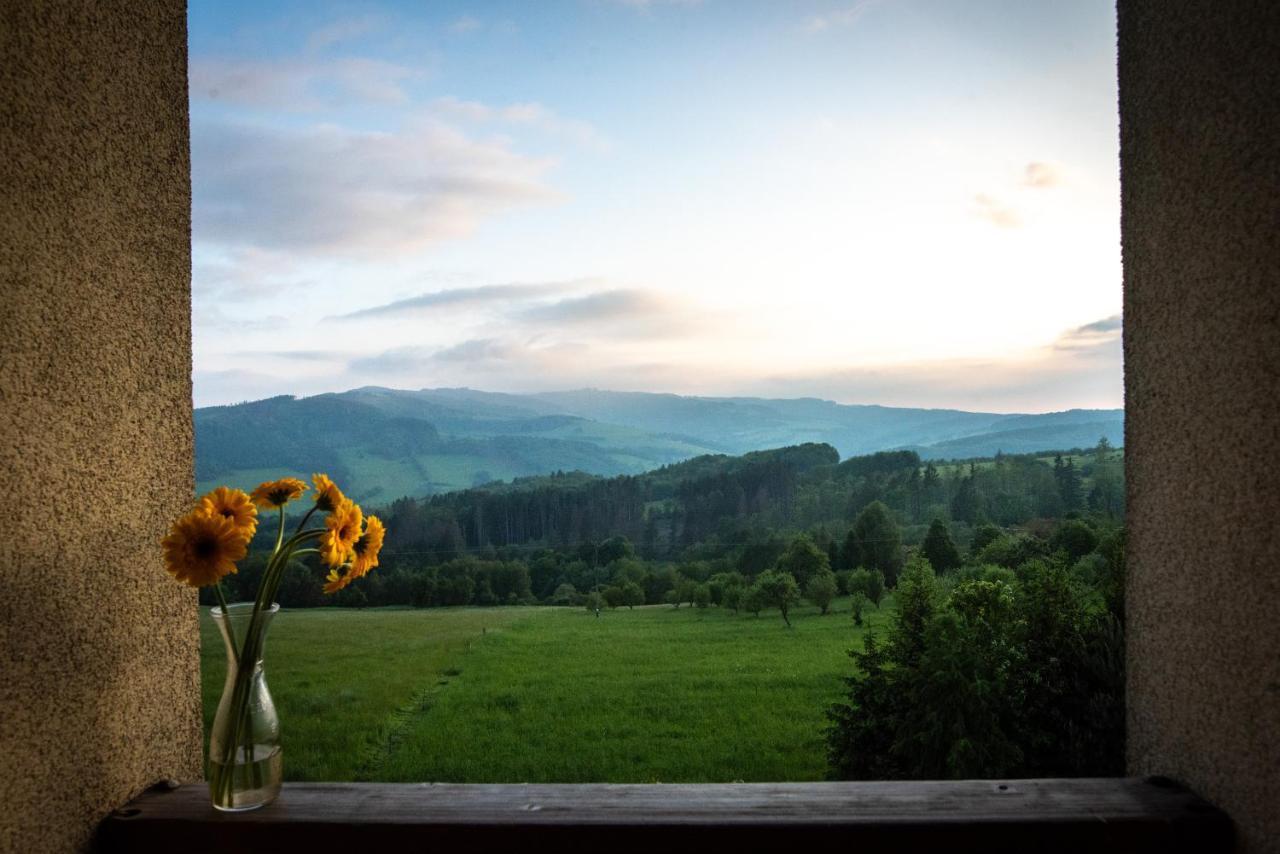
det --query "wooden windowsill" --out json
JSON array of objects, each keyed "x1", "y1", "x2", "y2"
[{"x1": 95, "y1": 777, "x2": 1231, "y2": 853}]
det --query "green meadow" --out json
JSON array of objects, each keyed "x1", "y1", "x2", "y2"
[{"x1": 199, "y1": 598, "x2": 889, "y2": 783}]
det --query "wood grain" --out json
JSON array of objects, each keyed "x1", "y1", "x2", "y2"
[{"x1": 95, "y1": 777, "x2": 1232, "y2": 853}]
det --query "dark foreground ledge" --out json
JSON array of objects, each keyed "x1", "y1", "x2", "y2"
[{"x1": 96, "y1": 777, "x2": 1231, "y2": 853}]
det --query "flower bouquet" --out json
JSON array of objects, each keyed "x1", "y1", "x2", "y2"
[{"x1": 161, "y1": 474, "x2": 384, "y2": 811}]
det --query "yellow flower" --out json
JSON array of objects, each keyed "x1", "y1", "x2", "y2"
[
  {"x1": 197, "y1": 487, "x2": 257, "y2": 542},
  {"x1": 322, "y1": 516, "x2": 384, "y2": 595},
  {"x1": 320, "y1": 499, "x2": 363, "y2": 568},
  {"x1": 350, "y1": 515, "x2": 386, "y2": 579},
  {"x1": 162, "y1": 509, "x2": 247, "y2": 587},
  {"x1": 311, "y1": 473, "x2": 346, "y2": 513},
  {"x1": 322, "y1": 567, "x2": 352, "y2": 595},
  {"x1": 249, "y1": 477, "x2": 308, "y2": 509}
]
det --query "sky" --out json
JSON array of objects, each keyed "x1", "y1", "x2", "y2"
[{"x1": 189, "y1": 0, "x2": 1122, "y2": 413}]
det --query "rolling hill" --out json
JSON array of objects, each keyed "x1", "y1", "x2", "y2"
[{"x1": 195, "y1": 386, "x2": 1122, "y2": 502}]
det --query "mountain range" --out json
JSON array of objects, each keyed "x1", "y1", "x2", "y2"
[{"x1": 195, "y1": 386, "x2": 1123, "y2": 503}]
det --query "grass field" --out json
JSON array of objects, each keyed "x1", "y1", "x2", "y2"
[{"x1": 199, "y1": 596, "x2": 890, "y2": 783}]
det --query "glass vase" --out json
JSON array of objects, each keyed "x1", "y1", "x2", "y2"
[{"x1": 208, "y1": 602, "x2": 282, "y2": 811}]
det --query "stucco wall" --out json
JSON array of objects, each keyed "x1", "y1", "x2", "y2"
[
  {"x1": 0, "y1": 3, "x2": 200, "y2": 852},
  {"x1": 1120, "y1": 2, "x2": 1280, "y2": 851}
]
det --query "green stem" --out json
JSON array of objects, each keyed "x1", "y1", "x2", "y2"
[
  {"x1": 294, "y1": 504, "x2": 318, "y2": 535},
  {"x1": 213, "y1": 583, "x2": 238, "y2": 665},
  {"x1": 215, "y1": 524, "x2": 326, "y2": 806}
]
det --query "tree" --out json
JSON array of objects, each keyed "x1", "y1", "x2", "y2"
[
  {"x1": 620, "y1": 580, "x2": 645, "y2": 610},
  {"x1": 890, "y1": 555, "x2": 940, "y2": 667},
  {"x1": 776, "y1": 535, "x2": 830, "y2": 589},
  {"x1": 597, "y1": 535, "x2": 634, "y2": 566},
  {"x1": 848, "y1": 568, "x2": 885, "y2": 608},
  {"x1": 1050, "y1": 519, "x2": 1099, "y2": 561},
  {"x1": 722, "y1": 583, "x2": 744, "y2": 613},
  {"x1": 850, "y1": 591, "x2": 868, "y2": 626},
  {"x1": 921, "y1": 518, "x2": 962, "y2": 573},
  {"x1": 850, "y1": 501, "x2": 903, "y2": 586},
  {"x1": 1054, "y1": 455, "x2": 1083, "y2": 511},
  {"x1": 550, "y1": 582, "x2": 579, "y2": 606},
  {"x1": 754, "y1": 570, "x2": 801, "y2": 627},
  {"x1": 692, "y1": 583, "x2": 712, "y2": 609},
  {"x1": 806, "y1": 571, "x2": 838, "y2": 615},
  {"x1": 742, "y1": 585, "x2": 765, "y2": 616},
  {"x1": 950, "y1": 474, "x2": 984, "y2": 525},
  {"x1": 602, "y1": 585, "x2": 624, "y2": 609},
  {"x1": 584, "y1": 591, "x2": 604, "y2": 614},
  {"x1": 839, "y1": 529, "x2": 859, "y2": 571},
  {"x1": 673, "y1": 577, "x2": 698, "y2": 608}
]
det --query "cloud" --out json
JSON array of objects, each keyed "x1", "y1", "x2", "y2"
[
  {"x1": 747, "y1": 316, "x2": 1123, "y2": 411},
  {"x1": 235, "y1": 350, "x2": 348, "y2": 362},
  {"x1": 1024, "y1": 161, "x2": 1062, "y2": 188},
  {"x1": 348, "y1": 338, "x2": 586, "y2": 376},
  {"x1": 192, "y1": 248, "x2": 313, "y2": 299},
  {"x1": 306, "y1": 16, "x2": 384, "y2": 52},
  {"x1": 514, "y1": 288, "x2": 698, "y2": 338},
  {"x1": 973, "y1": 193, "x2": 1021, "y2": 228},
  {"x1": 335, "y1": 281, "x2": 588, "y2": 320},
  {"x1": 431, "y1": 338, "x2": 522, "y2": 362},
  {"x1": 192, "y1": 118, "x2": 559, "y2": 255},
  {"x1": 803, "y1": 1, "x2": 881, "y2": 33},
  {"x1": 449, "y1": 15, "x2": 482, "y2": 33},
  {"x1": 193, "y1": 304, "x2": 289, "y2": 332},
  {"x1": 1053, "y1": 314, "x2": 1122, "y2": 352},
  {"x1": 607, "y1": 0, "x2": 703, "y2": 8},
  {"x1": 190, "y1": 57, "x2": 425, "y2": 110},
  {"x1": 431, "y1": 96, "x2": 609, "y2": 151}
]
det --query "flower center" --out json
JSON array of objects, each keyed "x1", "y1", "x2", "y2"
[{"x1": 193, "y1": 536, "x2": 218, "y2": 559}]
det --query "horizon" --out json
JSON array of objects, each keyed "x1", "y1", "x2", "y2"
[
  {"x1": 196, "y1": 381, "x2": 1124, "y2": 417},
  {"x1": 190, "y1": 0, "x2": 1122, "y2": 412}
]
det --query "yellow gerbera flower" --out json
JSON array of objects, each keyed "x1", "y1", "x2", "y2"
[
  {"x1": 197, "y1": 487, "x2": 258, "y2": 542},
  {"x1": 311, "y1": 473, "x2": 346, "y2": 513},
  {"x1": 320, "y1": 499, "x2": 363, "y2": 568},
  {"x1": 162, "y1": 509, "x2": 247, "y2": 587},
  {"x1": 249, "y1": 477, "x2": 309, "y2": 509},
  {"x1": 322, "y1": 567, "x2": 352, "y2": 595},
  {"x1": 350, "y1": 515, "x2": 386, "y2": 579}
]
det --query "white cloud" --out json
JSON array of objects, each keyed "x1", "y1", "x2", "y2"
[
  {"x1": 973, "y1": 193, "x2": 1022, "y2": 228},
  {"x1": 192, "y1": 118, "x2": 559, "y2": 255},
  {"x1": 1024, "y1": 161, "x2": 1063, "y2": 188},
  {"x1": 747, "y1": 316, "x2": 1123, "y2": 411},
  {"x1": 431, "y1": 96, "x2": 609, "y2": 151},
  {"x1": 306, "y1": 16, "x2": 384, "y2": 52},
  {"x1": 336, "y1": 280, "x2": 589, "y2": 320},
  {"x1": 803, "y1": 1, "x2": 881, "y2": 33},
  {"x1": 190, "y1": 56, "x2": 426, "y2": 110}
]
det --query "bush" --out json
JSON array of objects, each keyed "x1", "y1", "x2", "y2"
[
  {"x1": 806, "y1": 571, "x2": 838, "y2": 615},
  {"x1": 848, "y1": 568, "x2": 885, "y2": 608},
  {"x1": 692, "y1": 583, "x2": 712, "y2": 609}
]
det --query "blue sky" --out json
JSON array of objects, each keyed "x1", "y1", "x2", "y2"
[{"x1": 189, "y1": 0, "x2": 1122, "y2": 412}]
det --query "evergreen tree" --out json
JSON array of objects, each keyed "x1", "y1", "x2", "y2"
[
  {"x1": 850, "y1": 501, "x2": 903, "y2": 586},
  {"x1": 921, "y1": 518, "x2": 962, "y2": 573},
  {"x1": 1054, "y1": 455, "x2": 1083, "y2": 511}
]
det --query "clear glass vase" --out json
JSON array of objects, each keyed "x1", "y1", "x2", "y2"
[{"x1": 209, "y1": 602, "x2": 282, "y2": 811}]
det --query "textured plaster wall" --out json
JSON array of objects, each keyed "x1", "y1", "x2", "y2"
[
  {"x1": 0, "y1": 3, "x2": 200, "y2": 852},
  {"x1": 1120, "y1": 2, "x2": 1280, "y2": 851}
]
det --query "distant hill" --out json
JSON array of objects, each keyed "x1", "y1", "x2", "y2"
[{"x1": 195, "y1": 386, "x2": 1122, "y2": 501}]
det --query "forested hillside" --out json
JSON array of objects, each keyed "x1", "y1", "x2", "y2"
[
  {"x1": 196, "y1": 386, "x2": 1123, "y2": 502},
  {"x1": 213, "y1": 438, "x2": 1123, "y2": 612}
]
